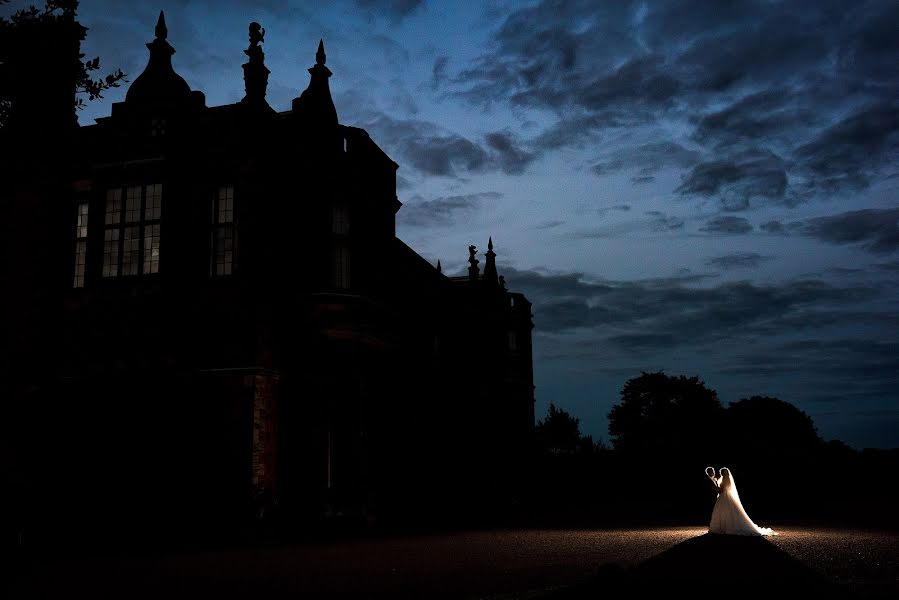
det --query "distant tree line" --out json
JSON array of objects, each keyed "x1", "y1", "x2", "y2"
[{"x1": 525, "y1": 371, "x2": 898, "y2": 529}]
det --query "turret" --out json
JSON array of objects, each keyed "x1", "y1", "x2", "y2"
[{"x1": 124, "y1": 12, "x2": 194, "y2": 110}]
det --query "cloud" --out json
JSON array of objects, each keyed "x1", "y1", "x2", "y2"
[
  {"x1": 705, "y1": 252, "x2": 773, "y2": 270},
  {"x1": 454, "y1": 0, "x2": 899, "y2": 202},
  {"x1": 431, "y1": 55, "x2": 449, "y2": 90},
  {"x1": 760, "y1": 220, "x2": 802, "y2": 234},
  {"x1": 534, "y1": 220, "x2": 566, "y2": 230},
  {"x1": 360, "y1": 113, "x2": 488, "y2": 177},
  {"x1": 759, "y1": 208, "x2": 899, "y2": 254},
  {"x1": 397, "y1": 191, "x2": 501, "y2": 227},
  {"x1": 802, "y1": 208, "x2": 899, "y2": 254},
  {"x1": 529, "y1": 113, "x2": 614, "y2": 151},
  {"x1": 694, "y1": 89, "x2": 816, "y2": 145},
  {"x1": 591, "y1": 141, "x2": 700, "y2": 178},
  {"x1": 700, "y1": 216, "x2": 753, "y2": 234},
  {"x1": 874, "y1": 260, "x2": 899, "y2": 272},
  {"x1": 676, "y1": 150, "x2": 787, "y2": 210},
  {"x1": 719, "y1": 339, "x2": 899, "y2": 387},
  {"x1": 354, "y1": 0, "x2": 425, "y2": 22},
  {"x1": 794, "y1": 102, "x2": 899, "y2": 194},
  {"x1": 596, "y1": 204, "x2": 631, "y2": 217},
  {"x1": 645, "y1": 210, "x2": 684, "y2": 231},
  {"x1": 484, "y1": 130, "x2": 536, "y2": 175},
  {"x1": 572, "y1": 53, "x2": 681, "y2": 115},
  {"x1": 502, "y1": 267, "x2": 882, "y2": 342},
  {"x1": 572, "y1": 210, "x2": 683, "y2": 239},
  {"x1": 352, "y1": 112, "x2": 539, "y2": 178}
]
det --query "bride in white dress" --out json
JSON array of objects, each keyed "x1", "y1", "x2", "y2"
[{"x1": 707, "y1": 467, "x2": 776, "y2": 536}]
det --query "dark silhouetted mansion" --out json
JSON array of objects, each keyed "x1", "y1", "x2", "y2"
[{"x1": 5, "y1": 13, "x2": 534, "y2": 531}]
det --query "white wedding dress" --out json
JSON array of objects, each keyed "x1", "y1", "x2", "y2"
[{"x1": 709, "y1": 468, "x2": 776, "y2": 536}]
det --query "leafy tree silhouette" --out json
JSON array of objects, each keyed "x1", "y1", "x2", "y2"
[
  {"x1": 536, "y1": 403, "x2": 590, "y2": 454},
  {"x1": 726, "y1": 395, "x2": 821, "y2": 457},
  {"x1": 722, "y1": 395, "x2": 824, "y2": 515},
  {"x1": 608, "y1": 371, "x2": 724, "y2": 458},
  {"x1": 0, "y1": 0, "x2": 126, "y2": 131}
]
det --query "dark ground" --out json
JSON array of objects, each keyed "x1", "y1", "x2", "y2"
[{"x1": 8, "y1": 526, "x2": 897, "y2": 599}]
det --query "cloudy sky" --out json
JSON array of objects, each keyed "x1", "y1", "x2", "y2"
[{"x1": 28, "y1": 0, "x2": 899, "y2": 448}]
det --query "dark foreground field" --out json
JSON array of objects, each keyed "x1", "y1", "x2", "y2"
[{"x1": 9, "y1": 526, "x2": 897, "y2": 599}]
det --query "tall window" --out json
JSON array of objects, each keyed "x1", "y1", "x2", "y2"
[
  {"x1": 332, "y1": 203, "x2": 349, "y2": 234},
  {"x1": 102, "y1": 183, "x2": 162, "y2": 277},
  {"x1": 331, "y1": 202, "x2": 351, "y2": 289},
  {"x1": 212, "y1": 186, "x2": 235, "y2": 276},
  {"x1": 332, "y1": 242, "x2": 351, "y2": 289},
  {"x1": 73, "y1": 202, "x2": 89, "y2": 288}
]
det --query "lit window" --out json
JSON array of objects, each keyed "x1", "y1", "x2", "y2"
[
  {"x1": 144, "y1": 223, "x2": 160, "y2": 274},
  {"x1": 102, "y1": 184, "x2": 162, "y2": 277},
  {"x1": 105, "y1": 188, "x2": 122, "y2": 225},
  {"x1": 125, "y1": 186, "x2": 141, "y2": 222},
  {"x1": 332, "y1": 242, "x2": 351, "y2": 289},
  {"x1": 76, "y1": 202, "x2": 89, "y2": 238},
  {"x1": 122, "y1": 226, "x2": 140, "y2": 276},
  {"x1": 103, "y1": 189, "x2": 121, "y2": 276},
  {"x1": 73, "y1": 202, "x2": 89, "y2": 288},
  {"x1": 103, "y1": 229, "x2": 120, "y2": 277},
  {"x1": 332, "y1": 203, "x2": 349, "y2": 234},
  {"x1": 145, "y1": 184, "x2": 162, "y2": 220},
  {"x1": 212, "y1": 186, "x2": 236, "y2": 276}
]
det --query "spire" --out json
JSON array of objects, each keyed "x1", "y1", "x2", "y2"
[
  {"x1": 242, "y1": 21, "x2": 271, "y2": 107},
  {"x1": 468, "y1": 245, "x2": 480, "y2": 283},
  {"x1": 316, "y1": 38, "x2": 326, "y2": 65},
  {"x1": 125, "y1": 10, "x2": 193, "y2": 109},
  {"x1": 292, "y1": 38, "x2": 338, "y2": 131},
  {"x1": 436, "y1": 259, "x2": 442, "y2": 274},
  {"x1": 155, "y1": 10, "x2": 167, "y2": 40},
  {"x1": 483, "y1": 236, "x2": 498, "y2": 287}
]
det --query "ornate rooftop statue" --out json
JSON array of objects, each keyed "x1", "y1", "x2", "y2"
[
  {"x1": 242, "y1": 21, "x2": 270, "y2": 106},
  {"x1": 245, "y1": 22, "x2": 265, "y2": 64}
]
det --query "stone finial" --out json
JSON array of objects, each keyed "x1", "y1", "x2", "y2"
[
  {"x1": 292, "y1": 38, "x2": 337, "y2": 130},
  {"x1": 155, "y1": 11, "x2": 167, "y2": 40},
  {"x1": 484, "y1": 236, "x2": 498, "y2": 286}
]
